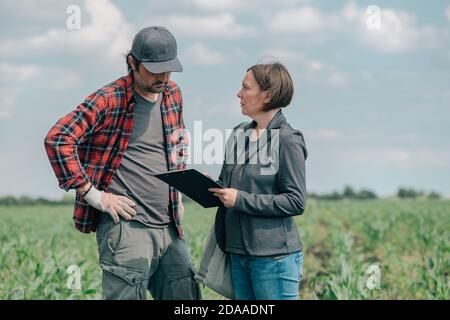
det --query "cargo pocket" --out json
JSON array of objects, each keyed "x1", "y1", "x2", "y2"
[
  {"x1": 165, "y1": 263, "x2": 201, "y2": 300},
  {"x1": 100, "y1": 262, "x2": 146, "y2": 300}
]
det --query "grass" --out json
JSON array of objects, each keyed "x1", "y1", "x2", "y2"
[{"x1": 0, "y1": 199, "x2": 448, "y2": 299}]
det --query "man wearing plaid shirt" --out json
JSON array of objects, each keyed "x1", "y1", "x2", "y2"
[{"x1": 44, "y1": 27, "x2": 200, "y2": 300}]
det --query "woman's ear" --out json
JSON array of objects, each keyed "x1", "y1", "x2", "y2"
[{"x1": 263, "y1": 90, "x2": 271, "y2": 105}]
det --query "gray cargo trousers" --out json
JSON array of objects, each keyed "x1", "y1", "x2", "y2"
[{"x1": 95, "y1": 219, "x2": 201, "y2": 300}]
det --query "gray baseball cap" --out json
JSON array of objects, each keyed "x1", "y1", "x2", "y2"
[{"x1": 131, "y1": 26, "x2": 183, "y2": 73}]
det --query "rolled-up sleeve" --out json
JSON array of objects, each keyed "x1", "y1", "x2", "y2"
[{"x1": 44, "y1": 94, "x2": 106, "y2": 191}]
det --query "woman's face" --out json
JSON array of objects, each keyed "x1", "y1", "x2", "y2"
[{"x1": 236, "y1": 70, "x2": 270, "y2": 117}]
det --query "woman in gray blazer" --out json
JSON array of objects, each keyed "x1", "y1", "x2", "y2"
[{"x1": 209, "y1": 62, "x2": 308, "y2": 300}]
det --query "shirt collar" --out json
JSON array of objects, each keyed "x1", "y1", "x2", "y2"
[{"x1": 244, "y1": 109, "x2": 286, "y2": 130}]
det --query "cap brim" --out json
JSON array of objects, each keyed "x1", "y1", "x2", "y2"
[{"x1": 142, "y1": 57, "x2": 183, "y2": 73}]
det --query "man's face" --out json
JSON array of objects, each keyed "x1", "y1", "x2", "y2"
[{"x1": 130, "y1": 56, "x2": 171, "y2": 93}]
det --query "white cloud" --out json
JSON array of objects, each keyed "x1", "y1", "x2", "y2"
[
  {"x1": 192, "y1": 0, "x2": 241, "y2": 11},
  {"x1": 0, "y1": 63, "x2": 42, "y2": 83},
  {"x1": 445, "y1": 5, "x2": 450, "y2": 22},
  {"x1": 0, "y1": 63, "x2": 82, "y2": 118},
  {"x1": 190, "y1": 0, "x2": 312, "y2": 13},
  {"x1": 0, "y1": 0, "x2": 68, "y2": 23},
  {"x1": 265, "y1": 2, "x2": 443, "y2": 53},
  {"x1": 341, "y1": 1, "x2": 359, "y2": 21},
  {"x1": 259, "y1": 49, "x2": 302, "y2": 64},
  {"x1": 165, "y1": 13, "x2": 257, "y2": 38},
  {"x1": 308, "y1": 60, "x2": 323, "y2": 71},
  {"x1": 0, "y1": 63, "x2": 82, "y2": 88},
  {"x1": 0, "y1": 63, "x2": 42, "y2": 119},
  {"x1": 365, "y1": 10, "x2": 437, "y2": 52},
  {"x1": 268, "y1": 6, "x2": 326, "y2": 34},
  {"x1": 0, "y1": 0, "x2": 134, "y2": 64},
  {"x1": 184, "y1": 43, "x2": 226, "y2": 65},
  {"x1": 342, "y1": 2, "x2": 440, "y2": 53},
  {"x1": 262, "y1": 49, "x2": 350, "y2": 87}
]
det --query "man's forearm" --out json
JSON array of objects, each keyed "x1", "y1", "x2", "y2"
[
  {"x1": 44, "y1": 131, "x2": 91, "y2": 192},
  {"x1": 76, "y1": 182, "x2": 92, "y2": 196}
]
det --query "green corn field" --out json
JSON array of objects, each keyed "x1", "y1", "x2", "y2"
[{"x1": 0, "y1": 199, "x2": 448, "y2": 300}]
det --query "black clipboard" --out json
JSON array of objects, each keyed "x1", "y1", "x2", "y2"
[{"x1": 154, "y1": 169, "x2": 224, "y2": 208}]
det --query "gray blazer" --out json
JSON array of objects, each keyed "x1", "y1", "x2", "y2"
[{"x1": 215, "y1": 110, "x2": 308, "y2": 256}]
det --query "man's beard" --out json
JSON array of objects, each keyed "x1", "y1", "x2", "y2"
[{"x1": 144, "y1": 81, "x2": 166, "y2": 93}]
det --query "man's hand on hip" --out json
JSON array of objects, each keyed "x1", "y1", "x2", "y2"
[{"x1": 79, "y1": 184, "x2": 137, "y2": 223}]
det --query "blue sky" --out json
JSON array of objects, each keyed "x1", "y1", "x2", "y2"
[{"x1": 0, "y1": 0, "x2": 449, "y2": 199}]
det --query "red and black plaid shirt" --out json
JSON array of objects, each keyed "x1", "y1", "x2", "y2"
[{"x1": 44, "y1": 74, "x2": 188, "y2": 236}]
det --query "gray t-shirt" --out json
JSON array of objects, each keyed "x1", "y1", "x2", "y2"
[{"x1": 100, "y1": 92, "x2": 171, "y2": 226}]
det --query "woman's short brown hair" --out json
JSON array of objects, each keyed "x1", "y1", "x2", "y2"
[{"x1": 247, "y1": 62, "x2": 294, "y2": 110}]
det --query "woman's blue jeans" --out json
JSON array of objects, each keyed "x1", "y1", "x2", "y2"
[{"x1": 230, "y1": 251, "x2": 303, "y2": 300}]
